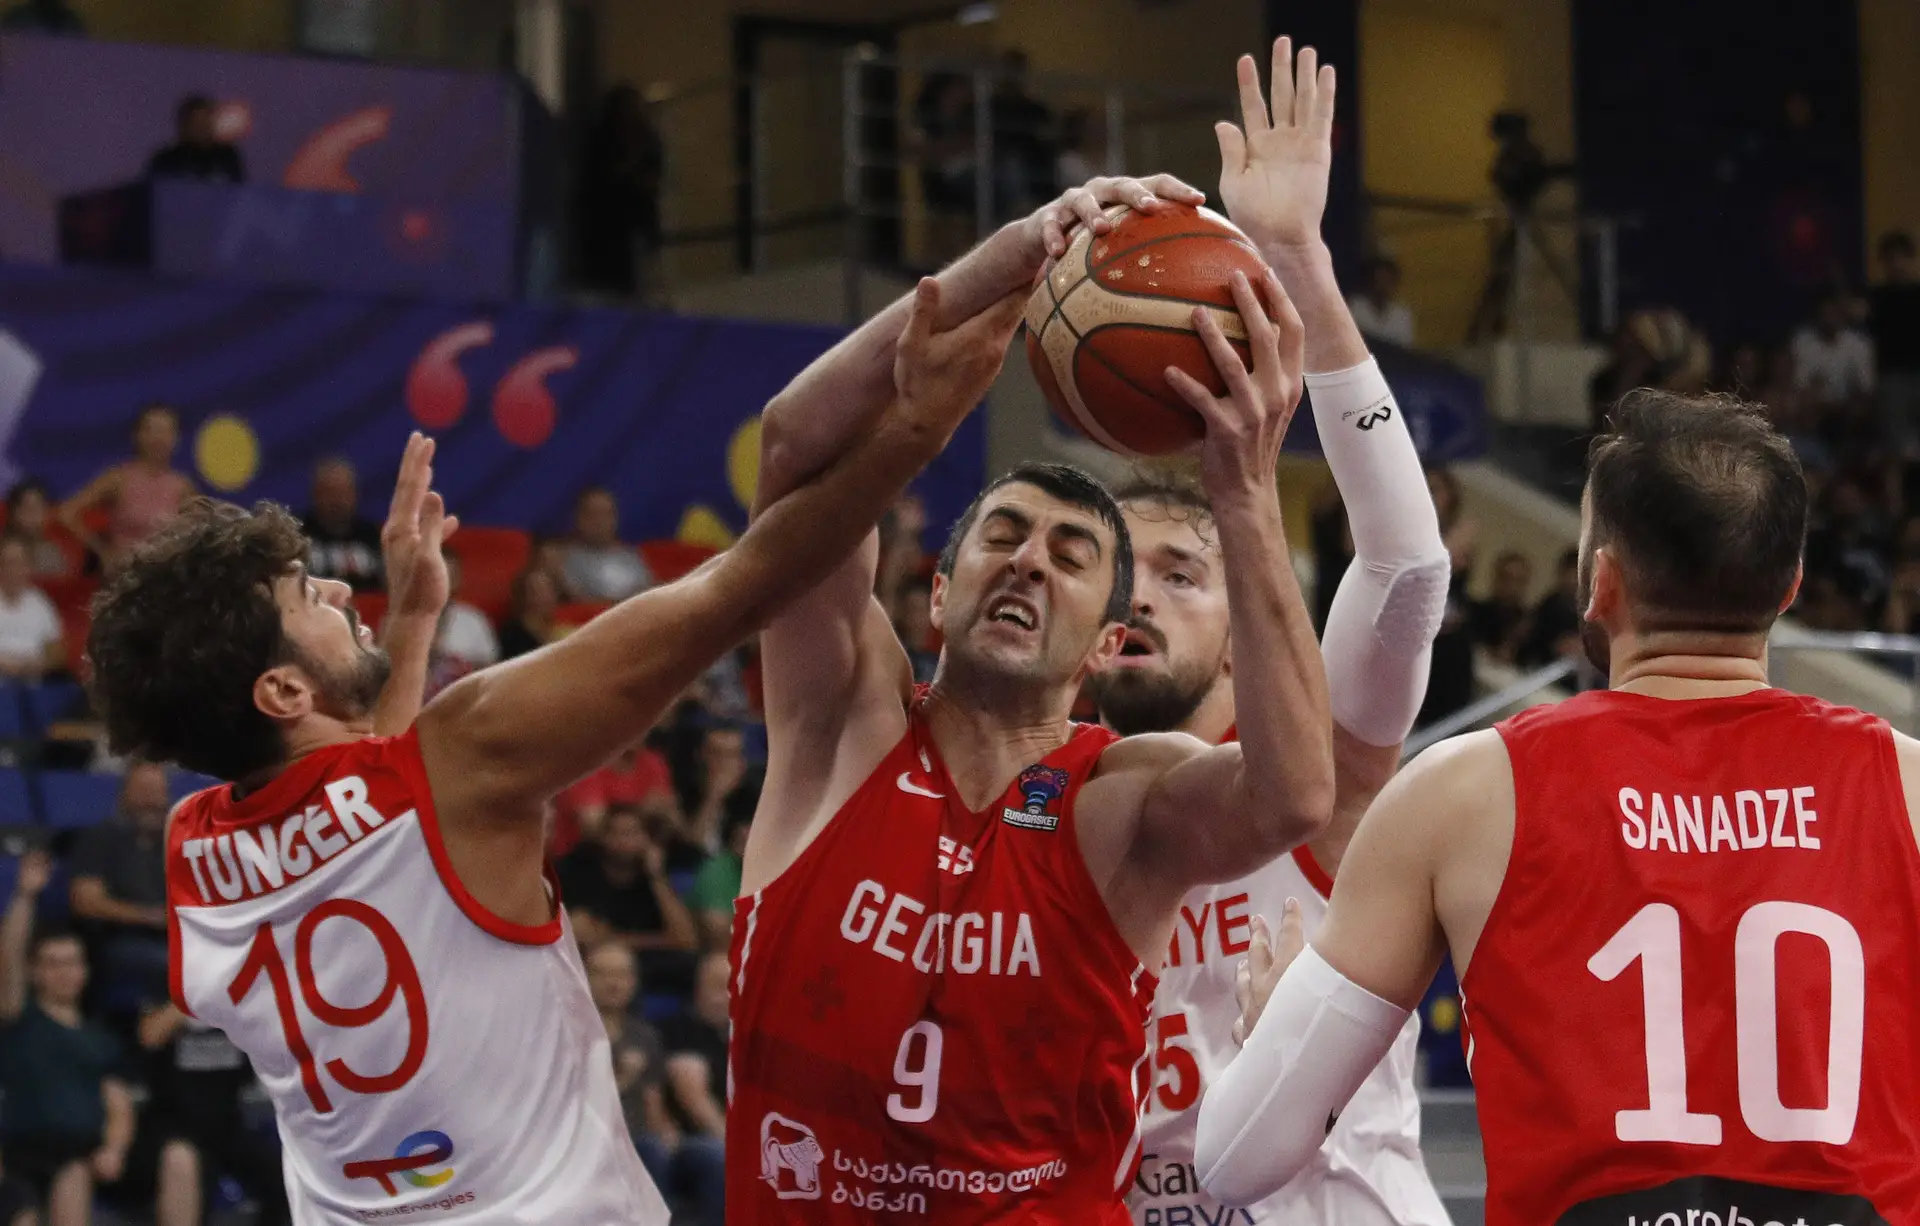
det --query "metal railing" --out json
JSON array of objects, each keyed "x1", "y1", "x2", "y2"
[{"x1": 1400, "y1": 627, "x2": 1920, "y2": 760}]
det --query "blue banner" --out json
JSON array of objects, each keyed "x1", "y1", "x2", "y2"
[{"x1": 0, "y1": 263, "x2": 987, "y2": 545}]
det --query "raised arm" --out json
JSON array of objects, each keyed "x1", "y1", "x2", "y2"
[
  {"x1": 0, "y1": 850, "x2": 48, "y2": 1022},
  {"x1": 1194, "y1": 730, "x2": 1499, "y2": 1207},
  {"x1": 371, "y1": 434, "x2": 457, "y2": 737},
  {"x1": 418, "y1": 278, "x2": 1028, "y2": 828},
  {"x1": 1107, "y1": 268, "x2": 1334, "y2": 896},
  {"x1": 753, "y1": 175, "x2": 1207, "y2": 873},
  {"x1": 1220, "y1": 38, "x2": 1449, "y2": 871}
]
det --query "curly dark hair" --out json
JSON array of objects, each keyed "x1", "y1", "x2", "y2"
[{"x1": 88, "y1": 498, "x2": 308, "y2": 781}]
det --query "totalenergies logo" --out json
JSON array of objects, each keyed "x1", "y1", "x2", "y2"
[{"x1": 342, "y1": 1130, "x2": 456, "y2": 1196}]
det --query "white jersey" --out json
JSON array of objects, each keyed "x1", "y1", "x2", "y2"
[
  {"x1": 1128, "y1": 845, "x2": 1451, "y2": 1226},
  {"x1": 165, "y1": 731, "x2": 669, "y2": 1226}
]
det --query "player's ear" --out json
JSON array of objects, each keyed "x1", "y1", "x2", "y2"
[
  {"x1": 1586, "y1": 546, "x2": 1622, "y2": 624},
  {"x1": 929, "y1": 572, "x2": 948, "y2": 634},
  {"x1": 254, "y1": 663, "x2": 315, "y2": 724},
  {"x1": 1086, "y1": 620, "x2": 1127, "y2": 674},
  {"x1": 1778, "y1": 560, "x2": 1803, "y2": 613}
]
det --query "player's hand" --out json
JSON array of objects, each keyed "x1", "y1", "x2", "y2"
[
  {"x1": 1017, "y1": 174, "x2": 1208, "y2": 265},
  {"x1": 1216, "y1": 37, "x2": 1336, "y2": 254},
  {"x1": 91, "y1": 1145, "x2": 127, "y2": 1183},
  {"x1": 1165, "y1": 268, "x2": 1306, "y2": 500},
  {"x1": 382, "y1": 432, "x2": 461, "y2": 624},
  {"x1": 891, "y1": 278, "x2": 1027, "y2": 437},
  {"x1": 16, "y1": 848, "x2": 50, "y2": 897},
  {"x1": 1233, "y1": 899, "x2": 1306, "y2": 1045}
]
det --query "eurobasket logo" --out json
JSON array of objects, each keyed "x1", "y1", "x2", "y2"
[
  {"x1": 343, "y1": 1130, "x2": 456, "y2": 1196},
  {"x1": 1003, "y1": 764, "x2": 1069, "y2": 831}
]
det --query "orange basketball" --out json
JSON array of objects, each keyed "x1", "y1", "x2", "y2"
[{"x1": 1024, "y1": 202, "x2": 1267, "y2": 456}]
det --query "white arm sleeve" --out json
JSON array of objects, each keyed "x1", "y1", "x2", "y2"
[
  {"x1": 1307, "y1": 359, "x2": 1450, "y2": 747},
  {"x1": 1193, "y1": 945, "x2": 1409, "y2": 1207}
]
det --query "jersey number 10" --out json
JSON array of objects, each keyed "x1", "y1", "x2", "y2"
[
  {"x1": 228, "y1": 899, "x2": 429, "y2": 1114},
  {"x1": 1589, "y1": 900, "x2": 1863, "y2": 1146}
]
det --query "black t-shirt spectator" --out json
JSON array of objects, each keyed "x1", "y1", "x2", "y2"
[
  {"x1": 1468, "y1": 599, "x2": 1528, "y2": 657},
  {"x1": 556, "y1": 850, "x2": 665, "y2": 938},
  {"x1": 147, "y1": 1015, "x2": 251, "y2": 1136},
  {"x1": 302, "y1": 515, "x2": 384, "y2": 592},
  {"x1": 1870, "y1": 283, "x2": 1920, "y2": 376},
  {"x1": 660, "y1": 1011, "x2": 727, "y2": 1134},
  {"x1": 498, "y1": 618, "x2": 545, "y2": 661},
  {"x1": 0, "y1": 1002, "x2": 122, "y2": 1144},
  {"x1": 1519, "y1": 590, "x2": 1580, "y2": 670},
  {"x1": 70, "y1": 817, "x2": 167, "y2": 914},
  {"x1": 146, "y1": 141, "x2": 245, "y2": 184}
]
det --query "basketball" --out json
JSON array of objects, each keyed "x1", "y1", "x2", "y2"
[{"x1": 1024, "y1": 202, "x2": 1268, "y2": 456}]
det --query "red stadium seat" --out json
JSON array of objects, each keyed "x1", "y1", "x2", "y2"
[
  {"x1": 59, "y1": 603, "x2": 91, "y2": 681},
  {"x1": 40, "y1": 576, "x2": 98, "y2": 616},
  {"x1": 446, "y1": 527, "x2": 530, "y2": 622},
  {"x1": 638, "y1": 540, "x2": 719, "y2": 585}
]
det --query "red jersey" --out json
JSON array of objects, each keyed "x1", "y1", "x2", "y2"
[
  {"x1": 1466, "y1": 688, "x2": 1920, "y2": 1225},
  {"x1": 729, "y1": 695, "x2": 1155, "y2": 1223}
]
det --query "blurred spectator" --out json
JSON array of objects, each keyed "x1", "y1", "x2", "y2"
[
  {"x1": 1347, "y1": 255, "x2": 1414, "y2": 348},
  {"x1": 587, "y1": 942, "x2": 723, "y2": 1226},
  {"x1": 1882, "y1": 516, "x2": 1920, "y2": 635},
  {"x1": 1469, "y1": 549, "x2": 1533, "y2": 664},
  {"x1": 558, "y1": 807, "x2": 697, "y2": 992},
  {"x1": 4, "y1": 481, "x2": 73, "y2": 579},
  {"x1": 914, "y1": 72, "x2": 978, "y2": 217},
  {"x1": 1869, "y1": 231, "x2": 1920, "y2": 457},
  {"x1": 662, "y1": 953, "x2": 729, "y2": 1205},
  {"x1": 1518, "y1": 548, "x2": 1582, "y2": 669},
  {"x1": 1590, "y1": 310, "x2": 1712, "y2": 431},
  {"x1": 551, "y1": 743, "x2": 674, "y2": 858},
  {"x1": 1789, "y1": 292, "x2": 1875, "y2": 422},
  {"x1": 682, "y1": 724, "x2": 752, "y2": 855},
  {"x1": 1418, "y1": 468, "x2": 1478, "y2": 727},
  {"x1": 575, "y1": 84, "x2": 665, "y2": 301},
  {"x1": 0, "y1": 0, "x2": 83, "y2": 33},
  {"x1": 876, "y1": 493, "x2": 931, "y2": 612},
  {"x1": 563, "y1": 487, "x2": 654, "y2": 602},
  {"x1": 0, "y1": 538, "x2": 64, "y2": 681},
  {"x1": 990, "y1": 51, "x2": 1055, "y2": 219},
  {"x1": 123, "y1": 1001, "x2": 286, "y2": 1226},
  {"x1": 498, "y1": 565, "x2": 561, "y2": 661},
  {"x1": 145, "y1": 95, "x2": 244, "y2": 185},
  {"x1": 690, "y1": 811, "x2": 750, "y2": 951},
  {"x1": 432, "y1": 549, "x2": 498, "y2": 678},
  {"x1": 59, "y1": 405, "x2": 192, "y2": 573},
  {"x1": 300, "y1": 457, "x2": 383, "y2": 592},
  {"x1": 68, "y1": 762, "x2": 170, "y2": 1007},
  {"x1": 893, "y1": 575, "x2": 939, "y2": 684},
  {"x1": 1801, "y1": 475, "x2": 1889, "y2": 625},
  {"x1": 1055, "y1": 108, "x2": 1099, "y2": 190},
  {"x1": 1, "y1": 853, "x2": 134, "y2": 1226}
]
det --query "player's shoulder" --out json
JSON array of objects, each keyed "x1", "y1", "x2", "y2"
[
  {"x1": 1091, "y1": 728, "x2": 1214, "y2": 779},
  {"x1": 1382, "y1": 729, "x2": 1513, "y2": 831}
]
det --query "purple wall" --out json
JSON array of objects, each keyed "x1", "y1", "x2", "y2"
[{"x1": 0, "y1": 33, "x2": 521, "y2": 265}]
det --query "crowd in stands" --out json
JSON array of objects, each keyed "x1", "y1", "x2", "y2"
[{"x1": 1582, "y1": 230, "x2": 1920, "y2": 643}]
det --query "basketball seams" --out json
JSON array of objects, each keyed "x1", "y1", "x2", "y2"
[{"x1": 1074, "y1": 330, "x2": 1213, "y2": 425}]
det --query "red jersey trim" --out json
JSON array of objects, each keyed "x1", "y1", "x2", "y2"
[
  {"x1": 1289, "y1": 845, "x2": 1335, "y2": 899},
  {"x1": 164, "y1": 796, "x2": 206, "y2": 1017},
  {"x1": 1061, "y1": 732, "x2": 1159, "y2": 997},
  {"x1": 396, "y1": 729, "x2": 565, "y2": 947}
]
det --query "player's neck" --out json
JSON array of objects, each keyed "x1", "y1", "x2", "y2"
[
  {"x1": 1608, "y1": 631, "x2": 1772, "y2": 697},
  {"x1": 920, "y1": 681, "x2": 1073, "y2": 812},
  {"x1": 36, "y1": 995, "x2": 81, "y2": 1027}
]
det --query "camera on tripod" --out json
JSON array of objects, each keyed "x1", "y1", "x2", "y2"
[{"x1": 1489, "y1": 111, "x2": 1576, "y2": 215}]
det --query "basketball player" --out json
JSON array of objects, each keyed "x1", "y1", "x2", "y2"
[
  {"x1": 1197, "y1": 391, "x2": 1920, "y2": 1223},
  {"x1": 1102, "y1": 39, "x2": 1453, "y2": 1226},
  {"x1": 82, "y1": 276, "x2": 1028, "y2": 1226},
  {"x1": 731, "y1": 171, "x2": 1337, "y2": 1223}
]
